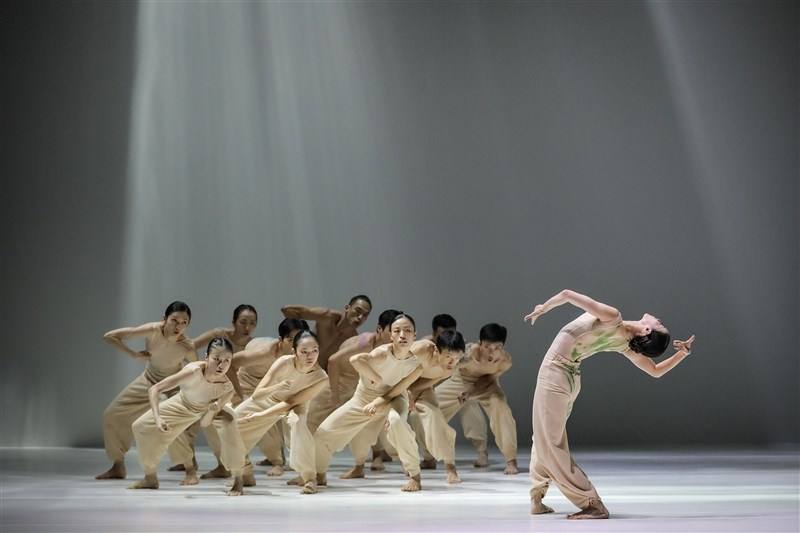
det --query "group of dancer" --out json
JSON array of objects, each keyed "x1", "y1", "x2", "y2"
[{"x1": 95, "y1": 291, "x2": 694, "y2": 519}]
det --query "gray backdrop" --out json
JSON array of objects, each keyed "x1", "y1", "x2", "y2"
[{"x1": 2, "y1": 0, "x2": 797, "y2": 449}]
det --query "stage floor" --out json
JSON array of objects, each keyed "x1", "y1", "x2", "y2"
[{"x1": 1, "y1": 447, "x2": 797, "y2": 532}]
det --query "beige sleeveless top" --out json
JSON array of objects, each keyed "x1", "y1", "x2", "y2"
[
  {"x1": 237, "y1": 337, "x2": 278, "y2": 389},
  {"x1": 360, "y1": 347, "x2": 420, "y2": 394},
  {"x1": 545, "y1": 313, "x2": 628, "y2": 368},
  {"x1": 252, "y1": 355, "x2": 328, "y2": 403},
  {"x1": 180, "y1": 362, "x2": 234, "y2": 410},
  {"x1": 145, "y1": 328, "x2": 195, "y2": 380}
]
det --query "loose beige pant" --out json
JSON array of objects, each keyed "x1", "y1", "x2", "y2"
[
  {"x1": 436, "y1": 372, "x2": 518, "y2": 462},
  {"x1": 314, "y1": 387, "x2": 420, "y2": 476},
  {"x1": 529, "y1": 362, "x2": 600, "y2": 508},
  {"x1": 219, "y1": 395, "x2": 316, "y2": 482},
  {"x1": 408, "y1": 389, "x2": 456, "y2": 464},
  {"x1": 204, "y1": 380, "x2": 287, "y2": 466},
  {"x1": 308, "y1": 377, "x2": 397, "y2": 460},
  {"x1": 102, "y1": 370, "x2": 191, "y2": 465},
  {"x1": 132, "y1": 394, "x2": 231, "y2": 475}
]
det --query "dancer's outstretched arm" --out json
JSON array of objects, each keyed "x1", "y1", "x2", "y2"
[
  {"x1": 525, "y1": 289, "x2": 619, "y2": 324},
  {"x1": 103, "y1": 322, "x2": 162, "y2": 362},
  {"x1": 239, "y1": 379, "x2": 328, "y2": 423},
  {"x1": 363, "y1": 366, "x2": 425, "y2": 416},
  {"x1": 623, "y1": 335, "x2": 696, "y2": 378}
]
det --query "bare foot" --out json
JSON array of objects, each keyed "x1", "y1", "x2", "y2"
[
  {"x1": 420, "y1": 458, "x2": 437, "y2": 470},
  {"x1": 316, "y1": 473, "x2": 327, "y2": 486},
  {"x1": 180, "y1": 467, "x2": 199, "y2": 486},
  {"x1": 340, "y1": 465, "x2": 365, "y2": 479},
  {"x1": 128, "y1": 474, "x2": 159, "y2": 490},
  {"x1": 370, "y1": 456, "x2": 385, "y2": 471},
  {"x1": 200, "y1": 463, "x2": 231, "y2": 479},
  {"x1": 473, "y1": 451, "x2": 489, "y2": 468},
  {"x1": 445, "y1": 463, "x2": 461, "y2": 484},
  {"x1": 301, "y1": 480, "x2": 318, "y2": 494},
  {"x1": 401, "y1": 474, "x2": 421, "y2": 492},
  {"x1": 226, "y1": 476, "x2": 244, "y2": 496},
  {"x1": 256, "y1": 458, "x2": 273, "y2": 466},
  {"x1": 504, "y1": 459, "x2": 519, "y2": 475},
  {"x1": 531, "y1": 501, "x2": 554, "y2": 515},
  {"x1": 267, "y1": 465, "x2": 284, "y2": 477},
  {"x1": 242, "y1": 472, "x2": 256, "y2": 487},
  {"x1": 95, "y1": 462, "x2": 126, "y2": 480},
  {"x1": 567, "y1": 500, "x2": 609, "y2": 520},
  {"x1": 286, "y1": 475, "x2": 304, "y2": 486}
]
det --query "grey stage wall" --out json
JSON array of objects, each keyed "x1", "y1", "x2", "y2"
[{"x1": 1, "y1": 1, "x2": 797, "y2": 448}]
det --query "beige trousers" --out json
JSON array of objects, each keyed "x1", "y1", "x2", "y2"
[
  {"x1": 436, "y1": 372, "x2": 518, "y2": 461},
  {"x1": 218, "y1": 395, "x2": 316, "y2": 482},
  {"x1": 529, "y1": 362, "x2": 600, "y2": 508},
  {"x1": 408, "y1": 389, "x2": 457, "y2": 464},
  {"x1": 102, "y1": 370, "x2": 191, "y2": 465},
  {"x1": 132, "y1": 394, "x2": 235, "y2": 475},
  {"x1": 203, "y1": 377, "x2": 287, "y2": 465},
  {"x1": 314, "y1": 387, "x2": 420, "y2": 476}
]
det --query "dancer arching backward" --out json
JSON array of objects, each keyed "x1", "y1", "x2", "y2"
[
  {"x1": 524, "y1": 289, "x2": 695, "y2": 520},
  {"x1": 434, "y1": 323, "x2": 520, "y2": 474},
  {"x1": 181, "y1": 305, "x2": 257, "y2": 479},
  {"x1": 216, "y1": 318, "x2": 309, "y2": 479},
  {"x1": 309, "y1": 309, "x2": 401, "y2": 470},
  {"x1": 406, "y1": 331, "x2": 465, "y2": 484},
  {"x1": 128, "y1": 337, "x2": 235, "y2": 489},
  {"x1": 281, "y1": 295, "x2": 372, "y2": 370},
  {"x1": 314, "y1": 313, "x2": 424, "y2": 492},
  {"x1": 420, "y1": 314, "x2": 487, "y2": 470},
  {"x1": 95, "y1": 301, "x2": 196, "y2": 480},
  {"x1": 219, "y1": 330, "x2": 328, "y2": 496}
]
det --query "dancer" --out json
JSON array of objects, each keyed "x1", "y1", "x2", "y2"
[
  {"x1": 219, "y1": 330, "x2": 328, "y2": 496},
  {"x1": 422, "y1": 314, "x2": 457, "y2": 341},
  {"x1": 313, "y1": 313, "x2": 424, "y2": 492},
  {"x1": 524, "y1": 289, "x2": 695, "y2": 519},
  {"x1": 307, "y1": 309, "x2": 401, "y2": 470},
  {"x1": 280, "y1": 294, "x2": 372, "y2": 370},
  {"x1": 201, "y1": 318, "x2": 308, "y2": 479},
  {"x1": 128, "y1": 337, "x2": 235, "y2": 489},
  {"x1": 95, "y1": 301, "x2": 196, "y2": 480},
  {"x1": 406, "y1": 330, "x2": 465, "y2": 483},
  {"x1": 434, "y1": 323, "x2": 520, "y2": 474},
  {"x1": 180, "y1": 305, "x2": 257, "y2": 477},
  {"x1": 421, "y1": 314, "x2": 487, "y2": 469}
]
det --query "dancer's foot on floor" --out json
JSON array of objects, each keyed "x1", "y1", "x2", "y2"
[
  {"x1": 340, "y1": 465, "x2": 365, "y2": 479},
  {"x1": 420, "y1": 458, "x2": 437, "y2": 470},
  {"x1": 504, "y1": 459, "x2": 519, "y2": 475},
  {"x1": 128, "y1": 474, "x2": 159, "y2": 490},
  {"x1": 567, "y1": 500, "x2": 609, "y2": 520},
  {"x1": 473, "y1": 451, "x2": 489, "y2": 467},
  {"x1": 95, "y1": 462, "x2": 126, "y2": 480},
  {"x1": 445, "y1": 463, "x2": 461, "y2": 484},
  {"x1": 401, "y1": 474, "x2": 421, "y2": 492},
  {"x1": 200, "y1": 463, "x2": 231, "y2": 479}
]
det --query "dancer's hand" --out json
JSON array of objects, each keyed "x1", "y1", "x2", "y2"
[
  {"x1": 524, "y1": 305, "x2": 546, "y2": 325},
  {"x1": 239, "y1": 412, "x2": 262, "y2": 424},
  {"x1": 673, "y1": 335, "x2": 695, "y2": 354},
  {"x1": 155, "y1": 417, "x2": 169, "y2": 432},
  {"x1": 231, "y1": 393, "x2": 243, "y2": 406},
  {"x1": 363, "y1": 397, "x2": 386, "y2": 416},
  {"x1": 457, "y1": 391, "x2": 469, "y2": 405}
]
